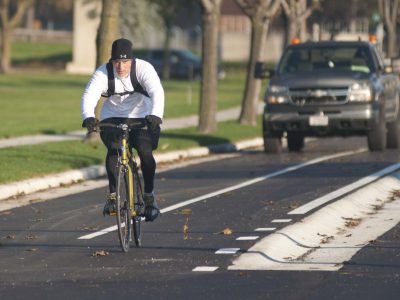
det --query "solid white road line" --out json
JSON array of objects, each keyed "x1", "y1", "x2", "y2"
[
  {"x1": 78, "y1": 148, "x2": 366, "y2": 240},
  {"x1": 78, "y1": 225, "x2": 118, "y2": 240},
  {"x1": 215, "y1": 248, "x2": 241, "y2": 254},
  {"x1": 192, "y1": 266, "x2": 219, "y2": 272},
  {"x1": 288, "y1": 162, "x2": 400, "y2": 215}
]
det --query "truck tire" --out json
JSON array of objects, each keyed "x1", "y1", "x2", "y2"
[
  {"x1": 287, "y1": 132, "x2": 305, "y2": 152},
  {"x1": 263, "y1": 136, "x2": 282, "y2": 154},
  {"x1": 386, "y1": 109, "x2": 400, "y2": 149},
  {"x1": 262, "y1": 119, "x2": 282, "y2": 154},
  {"x1": 367, "y1": 117, "x2": 386, "y2": 151}
]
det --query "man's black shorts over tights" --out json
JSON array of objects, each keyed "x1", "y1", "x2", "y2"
[{"x1": 99, "y1": 117, "x2": 160, "y2": 194}]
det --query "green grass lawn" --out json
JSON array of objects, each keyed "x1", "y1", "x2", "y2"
[
  {"x1": 0, "y1": 71, "x2": 248, "y2": 138},
  {"x1": 0, "y1": 119, "x2": 262, "y2": 184},
  {"x1": 11, "y1": 41, "x2": 72, "y2": 68}
]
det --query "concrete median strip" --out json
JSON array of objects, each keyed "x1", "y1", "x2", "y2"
[
  {"x1": 228, "y1": 171, "x2": 400, "y2": 271},
  {"x1": 0, "y1": 138, "x2": 263, "y2": 202}
]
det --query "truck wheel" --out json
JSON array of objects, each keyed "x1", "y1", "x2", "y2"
[
  {"x1": 386, "y1": 111, "x2": 400, "y2": 149},
  {"x1": 263, "y1": 136, "x2": 282, "y2": 154},
  {"x1": 367, "y1": 118, "x2": 386, "y2": 151},
  {"x1": 287, "y1": 132, "x2": 305, "y2": 152}
]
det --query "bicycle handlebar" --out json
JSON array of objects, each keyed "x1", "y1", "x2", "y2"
[{"x1": 97, "y1": 121, "x2": 147, "y2": 131}]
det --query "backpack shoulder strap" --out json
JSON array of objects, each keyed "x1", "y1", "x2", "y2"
[
  {"x1": 131, "y1": 58, "x2": 150, "y2": 98},
  {"x1": 102, "y1": 60, "x2": 115, "y2": 97}
]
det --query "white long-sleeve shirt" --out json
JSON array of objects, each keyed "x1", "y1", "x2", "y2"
[{"x1": 81, "y1": 58, "x2": 164, "y2": 121}]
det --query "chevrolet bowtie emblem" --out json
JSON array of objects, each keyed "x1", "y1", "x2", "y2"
[{"x1": 120, "y1": 54, "x2": 127, "y2": 58}]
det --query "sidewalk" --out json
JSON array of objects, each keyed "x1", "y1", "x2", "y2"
[{"x1": 0, "y1": 105, "x2": 264, "y2": 201}]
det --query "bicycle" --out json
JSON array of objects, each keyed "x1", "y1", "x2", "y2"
[{"x1": 98, "y1": 121, "x2": 146, "y2": 252}]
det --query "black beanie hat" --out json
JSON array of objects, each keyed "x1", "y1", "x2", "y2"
[{"x1": 111, "y1": 38, "x2": 133, "y2": 60}]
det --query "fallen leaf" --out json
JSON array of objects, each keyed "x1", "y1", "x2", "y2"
[
  {"x1": 223, "y1": 228, "x2": 233, "y2": 235},
  {"x1": 320, "y1": 236, "x2": 334, "y2": 244},
  {"x1": 216, "y1": 228, "x2": 233, "y2": 235},
  {"x1": 288, "y1": 202, "x2": 300, "y2": 209},
  {"x1": 6, "y1": 235, "x2": 15, "y2": 240},
  {"x1": 25, "y1": 234, "x2": 38, "y2": 240},
  {"x1": 92, "y1": 250, "x2": 109, "y2": 257},
  {"x1": 176, "y1": 208, "x2": 192, "y2": 215},
  {"x1": 0, "y1": 211, "x2": 12, "y2": 216},
  {"x1": 183, "y1": 217, "x2": 189, "y2": 240}
]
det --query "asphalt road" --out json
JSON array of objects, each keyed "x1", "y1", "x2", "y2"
[{"x1": 1, "y1": 137, "x2": 400, "y2": 300}]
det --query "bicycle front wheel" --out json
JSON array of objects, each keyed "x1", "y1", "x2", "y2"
[
  {"x1": 116, "y1": 164, "x2": 132, "y2": 253},
  {"x1": 132, "y1": 165, "x2": 144, "y2": 247}
]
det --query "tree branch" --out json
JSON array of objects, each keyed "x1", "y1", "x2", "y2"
[
  {"x1": 280, "y1": 0, "x2": 291, "y2": 16},
  {"x1": 10, "y1": 0, "x2": 33, "y2": 28}
]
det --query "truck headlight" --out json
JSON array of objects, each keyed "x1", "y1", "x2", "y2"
[
  {"x1": 348, "y1": 82, "x2": 372, "y2": 102},
  {"x1": 265, "y1": 85, "x2": 289, "y2": 104}
]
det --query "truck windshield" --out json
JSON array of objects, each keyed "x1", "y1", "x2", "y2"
[{"x1": 278, "y1": 46, "x2": 373, "y2": 74}]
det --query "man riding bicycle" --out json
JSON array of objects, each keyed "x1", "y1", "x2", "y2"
[{"x1": 81, "y1": 38, "x2": 164, "y2": 222}]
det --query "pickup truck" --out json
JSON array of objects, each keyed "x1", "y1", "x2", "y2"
[{"x1": 255, "y1": 41, "x2": 400, "y2": 153}]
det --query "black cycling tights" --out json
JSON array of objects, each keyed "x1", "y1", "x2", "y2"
[
  {"x1": 100, "y1": 118, "x2": 159, "y2": 195},
  {"x1": 105, "y1": 145, "x2": 155, "y2": 194}
]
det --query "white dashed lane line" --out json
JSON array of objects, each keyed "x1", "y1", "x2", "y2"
[
  {"x1": 271, "y1": 219, "x2": 292, "y2": 223},
  {"x1": 254, "y1": 227, "x2": 276, "y2": 232},
  {"x1": 236, "y1": 236, "x2": 259, "y2": 241},
  {"x1": 215, "y1": 248, "x2": 241, "y2": 254},
  {"x1": 192, "y1": 266, "x2": 219, "y2": 272}
]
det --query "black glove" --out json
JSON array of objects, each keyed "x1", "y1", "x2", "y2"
[
  {"x1": 145, "y1": 115, "x2": 162, "y2": 132},
  {"x1": 82, "y1": 117, "x2": 99, "y2": 133}
]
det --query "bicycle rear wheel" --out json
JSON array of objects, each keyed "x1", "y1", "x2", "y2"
[
  {"x1": 116, "y1": 164, "x2": 132, "y2": 252},
  {"x1": 132, "y1": 165, "x2": 144, "y2": 247}
]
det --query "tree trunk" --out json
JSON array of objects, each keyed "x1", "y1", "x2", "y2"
[
  {"x1": 387, "y1": 26, "x2": 397, "y2": 57},
  {"x1": 378, "y1": 0, "x2": 399, "y2": 58},
  {"x1": 287, "y1": 17, "x2": 297, "y2": 43},
  {"x1": 0, "y1": 25, "x2": 11, "y2": 73},
  {"x1": 162, "y1": 23, "x2": 172, "y2": 80},
  {"x1": 96, "y1": 0, "x2": 120, "y2": 67},
  {"x1": 0, "y1": 0, "x2": 33, "y2": 74},
  {"x1": 239, "y1": 18, "x2": 269, "y2": 125},
  {"x1": 198, "y1": 2, "x2": 220, "y2": 133}
]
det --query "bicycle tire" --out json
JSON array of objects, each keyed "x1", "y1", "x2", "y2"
[
  {"x1": 116, "y1": 164, "x2": 132, "y2": 253},
  {"x1": 132, "y1": 163, "x2": 144, "y2": 247}
]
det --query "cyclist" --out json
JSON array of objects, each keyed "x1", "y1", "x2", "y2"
[{"x1": 81, "y1": 38, "x2": 164, "y2": 222}]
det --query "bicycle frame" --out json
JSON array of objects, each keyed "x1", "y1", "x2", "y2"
[{"x1": 118, "y1": 125, "x2": 139, "y2": 218}]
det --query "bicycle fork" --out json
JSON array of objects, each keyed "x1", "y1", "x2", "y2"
[{"x1": 120, "y1": 138, "x2": 137, "y2": 218}]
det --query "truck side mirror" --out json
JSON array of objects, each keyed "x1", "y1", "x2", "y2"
[{"x1": 254, "y1": 62, "x2": 274, "y2": 79}]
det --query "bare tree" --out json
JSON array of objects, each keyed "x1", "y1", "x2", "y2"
[
  {"x1": 149, "y1": 0, "x2": 188, "y2": 79},
  {"x1": 198, "y1": 0, "x2": 223, "y2": 133},
  {"x1": 378, "y1": 0, "x2": 399, "y2": 57},
  {"x1": 281, "y1": 0, "x2": 319, "y2": 43},
  {"x1": 0, "y1": 0, "x2": 33, "y2": 73},
  {"x1": 96, "y1": 0, "x2": 121, "y2": 67},
  {"x1": 235, "y1": 0, "x2": 281, "y2": 125}
]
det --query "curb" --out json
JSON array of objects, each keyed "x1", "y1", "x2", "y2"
[{"x1": 0, "y1": 138, "x2": 263, "y2": 201}]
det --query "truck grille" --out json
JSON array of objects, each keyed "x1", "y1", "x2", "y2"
[{"x1": 289, "y1": 87, "x2": 348, "y2": 105}]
